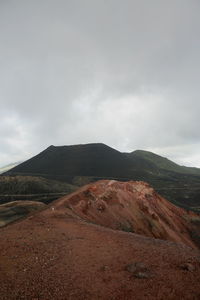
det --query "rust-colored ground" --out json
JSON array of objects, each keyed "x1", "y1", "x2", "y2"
[
  {"x1": 0, "y1": 181, "x2": 200, "y2": 299},
  {"x1": 55, "y1": 180, "x2": 200, "y2": 249}
]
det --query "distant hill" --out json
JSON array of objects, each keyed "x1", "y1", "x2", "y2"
[
  {"x1": 0, "y1": 176, "x2": 77, "y2": 205},
  {"x1": 3, "y1": 143, "x2": 200, "y2": 211},
  {"x1": 0, "y1": 200, "x2": 46, "y2": 227},
  {"x1": 0, "y1": 161, "x2": 22, "y2": 174},
  {"x1": 130, "y1": 150, "x2": 200, "y2": 176}
]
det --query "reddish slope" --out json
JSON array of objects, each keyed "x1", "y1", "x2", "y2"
[
  {"x1": 54, "y1": 180, "x2": 199, "y2": 248},
  {"x1": 0, "y1": 180, "x2": 200, "y2": 299}
]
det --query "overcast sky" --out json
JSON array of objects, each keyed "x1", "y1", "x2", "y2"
[{"x1": 0, "y1": 0, "x2": 200, "y2": 167}]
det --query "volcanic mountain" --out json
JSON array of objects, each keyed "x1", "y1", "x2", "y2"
[
  {"x1": 4, "y1": 143, "x2": 200, "y2": 211},
  {"x1": 5, "y1": 143, "x2": 135, "y2": 180},
  {"x1": 0, "y1": 180, "x2": 200, "y2": 299}
]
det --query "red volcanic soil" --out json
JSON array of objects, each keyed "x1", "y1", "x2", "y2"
[
  {"x1": 0, "y1": 180, "x2": 200, "y2": 300},
  {"x1": 55, "y1": 180, "x2": 199, "y2": 249}
]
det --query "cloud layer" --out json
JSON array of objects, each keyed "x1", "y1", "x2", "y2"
[{"x1": 0, "y1": 0, "x2": 200, "y2": 166}]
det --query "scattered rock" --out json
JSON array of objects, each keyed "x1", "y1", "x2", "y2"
[
  {"x1": 125, "y1": 262, "x2": 153, "y2": 279},
  {"x1": 125, "y1": 262, "x2": 147, "y2": 273},
  {"x1": 180, "y1": 263, "x2": 195, "y2": 272},
  {"x1": 134, "y1": 271, "x2": 151, "y2": 279},
  {"x1": 100, "y1": 265, "x2": 110, "y2": 271},
  {"x1": 97, "y1": 203, "x2": 106, "y2": 212}
]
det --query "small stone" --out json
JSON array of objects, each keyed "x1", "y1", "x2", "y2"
[
  {"x1": 101, "y1": 265, "x2": 109, "y2": 271},
  {"x1": 134, "y1": 271, "x2": 151, "y2": 279},
  {"x1": 125, "y1": 262, "x2": 152, "y2": 279},
  {"x1": 180, "y1": 263, "x2": 195, "y2": 272},
  {"x1": 125, "y1": 262, "x2": 147, "y2": 273}
]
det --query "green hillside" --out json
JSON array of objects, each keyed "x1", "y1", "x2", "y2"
[{"x1": 130, "y1": 150, "x2": 200, "y2": 176}]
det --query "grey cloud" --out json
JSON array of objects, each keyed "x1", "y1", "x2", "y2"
[{"x1": 0, "y1": 0, "x2": 200, "y2": 167}]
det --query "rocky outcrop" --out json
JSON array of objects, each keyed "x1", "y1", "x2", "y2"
[{"x1": 54, "y1": 180, "x2": 200, "y2": 248}]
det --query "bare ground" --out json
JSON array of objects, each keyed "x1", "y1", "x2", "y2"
[{"x1": 0, "y1": 180, "x2": 200, "y2": 299}]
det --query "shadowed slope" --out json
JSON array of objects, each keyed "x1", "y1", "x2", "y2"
[
  {"x1": 5, "y1": 143, "x2": 134, "y2": 180},
  {"x1": 0, "y1": 176, "x2": 76, "y2": 195},
  {"x1": 0, "y1": 176, "x2": 78, "y2": 205},
  {"x1": 0, "y1": 201, "x2": 46, "y2": 227}
]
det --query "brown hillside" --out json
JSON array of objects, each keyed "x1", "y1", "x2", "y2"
[
  {"x1": 0, "y1": 181, "x2": 200, "y2": 299},
  {"x1": 54, "y1": 180, "x2": 199, "y2": 249}
]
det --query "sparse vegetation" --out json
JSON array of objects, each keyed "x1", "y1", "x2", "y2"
[
  {"x1": 0, "y1": 176, "x2": 78, "y2": 204},
  {"x1": 0, "y1": 200, "x2": 46, "y2": 227},
  {"x1": 119, "y1": 222, "x2": 134, "y2": 233}
]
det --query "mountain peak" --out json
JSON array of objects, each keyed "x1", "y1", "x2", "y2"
[{"x1": 46, "y1": 143, "x2": 116, "y2": 150}]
